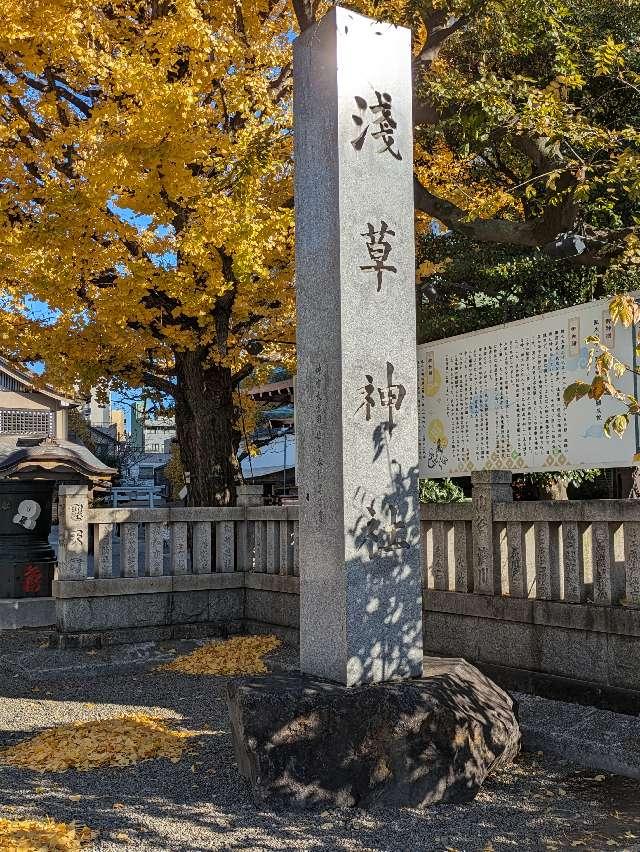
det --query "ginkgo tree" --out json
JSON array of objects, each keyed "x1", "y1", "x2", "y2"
[
  {"x1": 2, "y1": 0, "x2": 639, "y2": 505},
  {"x1": 0, "y1": 0, "x2": 295, "y2": 505},
  {"x1": 301, "y1": 0, "x2": 640, "y2": 270}
]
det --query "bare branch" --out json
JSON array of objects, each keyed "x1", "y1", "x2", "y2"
[
  {"x1": 414, "y1": 175, "x2": 538, "y2": 245},
  {"x1": 140, "y1": 370, "x2": 176, "y2": 397},
  {"x1": 411, "y1": 1, "x2": 489, "y2": 127},
  {"x1": 231, "y1": 312, "x2": 266, "y2": 335},
  {"x1": 414, "y1": 11, "x2": 470, "y2": 70},
  {"x1": 414, "y1": 174, "x2": 639, "y2": 265}
]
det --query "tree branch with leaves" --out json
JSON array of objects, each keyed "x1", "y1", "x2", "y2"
[{"x1": 565, "y1": 293, "x2": 640, "y2": 449}]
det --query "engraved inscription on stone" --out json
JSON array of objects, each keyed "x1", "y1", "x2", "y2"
[
  {"x1": 359, "y1": 221, "x2": 397, "y2": 292},
  {"x1": 355, "y1": 362, "x2": 406, "y2": 433},
  {"x1": 593, "y1": 525, "x2": 610, "y2": 602},
  {"x1": 563, "y1": 524, "x2": 580, "y2": 600},
  {"x1": 510, "y1": 545, "x2": 521, "y2": 580},
  {"x1": 68, "y1": 529, "x2": 83, "y2": 545},
  {"x1": 625, "y1": 523, "x2": 640, "y2": 604},
  {"x1": 66, "y1": 555, "x2": 84, "y2": 574},
  {"x1": 351, "y1": 90, "x2": 402, "y2": 159},
  {"x1": 69, "y1": 502, "x2": 85, "y2": 522},
  {"x1": 218, "y1": 522, "x2": 234, "y2": 572},
  {"x1": 474, "y1": 491, "x2": 491, "y2": 591},
  {"x1": 535, "y1": 524, "x2": 550, "y2": 599},
  {"x1": 172, "y1": 524, "x2": 188, "y2": 573},
  {"x1": 432, "y1": 528, "x2": 445, "y2": 588},
  {"x1": 125, "y1": 531, "x2": 137, "y2": 566},
  {"x1": 358, "y1": 500, "x2": 409, "y2": 559}
]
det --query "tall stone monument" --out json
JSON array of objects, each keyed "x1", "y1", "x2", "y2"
[
  {"x1": 226, "y1": 7, "x2": 520, "y2": 809},
  {"x1": 294, "y1": 5, "x2": 423, "y2": 686}
]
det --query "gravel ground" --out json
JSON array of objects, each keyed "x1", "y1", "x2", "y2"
[{"x1": 1, "y1": 636, "x2": 640, "y2": 851}]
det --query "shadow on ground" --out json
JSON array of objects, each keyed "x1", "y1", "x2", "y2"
[{"x1": 1, "y1": 642, "x2": 640, "y2": 850}]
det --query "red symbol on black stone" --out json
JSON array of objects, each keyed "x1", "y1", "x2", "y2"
[{"x1": 22, "y1": 564, "x2": 42, "y2": 594}]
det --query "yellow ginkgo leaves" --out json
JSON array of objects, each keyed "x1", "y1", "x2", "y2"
[
  {"x1": 159, "y1": 634, "x2": 281, "y2": 676},
  {"x1": 0, "y1": 816, "x2": 93, "y2": 851},
  {"x1": 0, "y1": 714, "x2": 195, "y2": 773},
  {"x1": 0, "y1": 0, "x2": 296, "y2": 415}
]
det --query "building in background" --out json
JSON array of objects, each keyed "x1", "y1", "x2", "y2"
[
  {"x1": 82, "y1": 388, "x2": 112, "y2": 428},
  {"x1": 130, "y1": 400, "x2": 176, "y2": 452},
  {"x1": 81, "y1": 387, "x2": 127, "y2": 442},
  {"x1": 128, "y1": 400, "x2": 175, "y2": 485},
  {"x1": 0, "y1": 359, "x2": 115, "y2": 486},
  {"x1": 110, "y1": 408, "x2": 126, "y2": 441},
  {"x1": 143, "y1": 417, "x2": 176, "y2": 453},
  {"x1": 1, "y1": 360, "x2": 73, "y2": 440},
  {"x1": 240, "y1": 381, "x2": 296, "y2": 501},
  {"x1": 130, "y1": 400, "x2": 145, "y2": 449}
]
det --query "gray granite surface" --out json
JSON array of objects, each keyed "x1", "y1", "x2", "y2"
[{"x1": 294, "y1": 7, "x2": 422, "y2": 686}]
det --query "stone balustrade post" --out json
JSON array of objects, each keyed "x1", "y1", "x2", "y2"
[
  {"x1": 237, "y1": 484, "x2": 263, "y2": 572},
  {"x1": 471, "y1": 471, "x2": 512, "y2": 595},
  {"x1": 237, "y1": 484, "x2": 265, "y2": 506},
  {"x1": 57, "y1": 484, "x2": 90, "y2": 580}
]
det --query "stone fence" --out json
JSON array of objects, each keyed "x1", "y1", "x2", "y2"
[
  {"x1": 421, "y1": 471, "x2": 640, "y2": 709},
  {"x1": 55, "y1": 483, "x2": 300, "y2": 644},
  {"x1": 55, "y1": 475, "x2": 640, "y2": 706}
]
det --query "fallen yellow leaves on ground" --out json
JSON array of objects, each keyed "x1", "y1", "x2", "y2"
[
  {"x1": 0, "y1": 714, "x2": 195, "y2": 772},
  {"x1": 0, "y1": 816, "x2": 93, "y2": 851},
  {"x1": 159, "y1": 635, "x2": 281, "y2": 676}
]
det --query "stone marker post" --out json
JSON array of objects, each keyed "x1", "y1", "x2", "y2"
[
  {"x1": 227, "y1": 9, "x2": 519, "y2": 806},
  {"x1": 294, "y1": 7, "x2": 422, "y2": 686},
  {"x1": 57, "y1": 484, "x2": 89, "y2": 580}
]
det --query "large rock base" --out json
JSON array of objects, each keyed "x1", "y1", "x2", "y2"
[{"x1": 226, "y1": 656, "x2": 520, "y2": 809}]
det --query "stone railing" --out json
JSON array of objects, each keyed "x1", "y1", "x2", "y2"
[
  {"x1": 55, "y1": 477, "x2": 640, "y2": 703},
  {"x1": 420, "y1": 471, "x2": 640, "y2": 704},
  {"x1": 421, "y1": 471, "x2": 639, "y2": 607},
  {"x1": 54, "y1": 484, "x2": 300, "y2": 643},
  {"x1": 57, "y1": 484, "x2": 298, "y2": 581},
  {"x1": 58, "y1": 476, "x2": 640, "y2": 609}
]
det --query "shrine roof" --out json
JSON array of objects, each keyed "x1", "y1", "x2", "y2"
[
  {"x1": 0, "y1": 358, "x2": 79, "y2": 406},
  {"x1": 0, "y1": 436, "x2": 116, "y2": 482},
  {"x1": 245, "y1": 378, "x2": 295, "y2": 404}
]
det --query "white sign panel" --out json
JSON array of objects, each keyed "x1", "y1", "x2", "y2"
[{"x1": 418, "y1": 298, "x2": 639, "y2": 478}]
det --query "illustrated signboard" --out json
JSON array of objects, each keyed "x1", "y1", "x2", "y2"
[{"x1": 417, "y1": 297, "x2": 639, "y2": 478}]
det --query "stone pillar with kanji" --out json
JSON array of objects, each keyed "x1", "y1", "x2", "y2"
[
  {"x1": 294, "y1": 6, "x2": 422, "y2": 686},
  {"x1": 57, "y1": 484, "x2": 89, "y2": 580}
]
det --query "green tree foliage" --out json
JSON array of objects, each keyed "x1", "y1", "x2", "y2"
[
  {"x1": 398, "y1": 0, "x2": 640, "y2": 344},
  {"x1": 291, "y1": 0, "x2": 640, "y2": 267},
  {"x1": 419, "y1": 477, "x2": 466, "y2": 503},
  {"x1": 417, "y1": 233, "x2": 604, "y2": 343}
]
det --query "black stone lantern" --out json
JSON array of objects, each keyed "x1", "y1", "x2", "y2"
[
  {"x1": 0, "y1": 437, "x2": 116, "y2": 598},
  {"x1": 0, "y1": 479, "x2": 56, "y2": 598}
]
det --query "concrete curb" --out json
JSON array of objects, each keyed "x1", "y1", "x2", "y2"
[
  {"x1": 517, "y1": 691, "x2": 640, "y2": 780},
  {"x1": 0, "y1": 598, "x2": 55, "y2": 630}
]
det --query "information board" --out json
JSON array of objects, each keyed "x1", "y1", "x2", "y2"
[{"x1": 417, "y1": 298, "x2": 639, "y2": 478}]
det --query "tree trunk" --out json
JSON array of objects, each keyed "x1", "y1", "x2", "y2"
[{"x1": 174, "y1": 349, "x2": 240, "y2": 506}]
